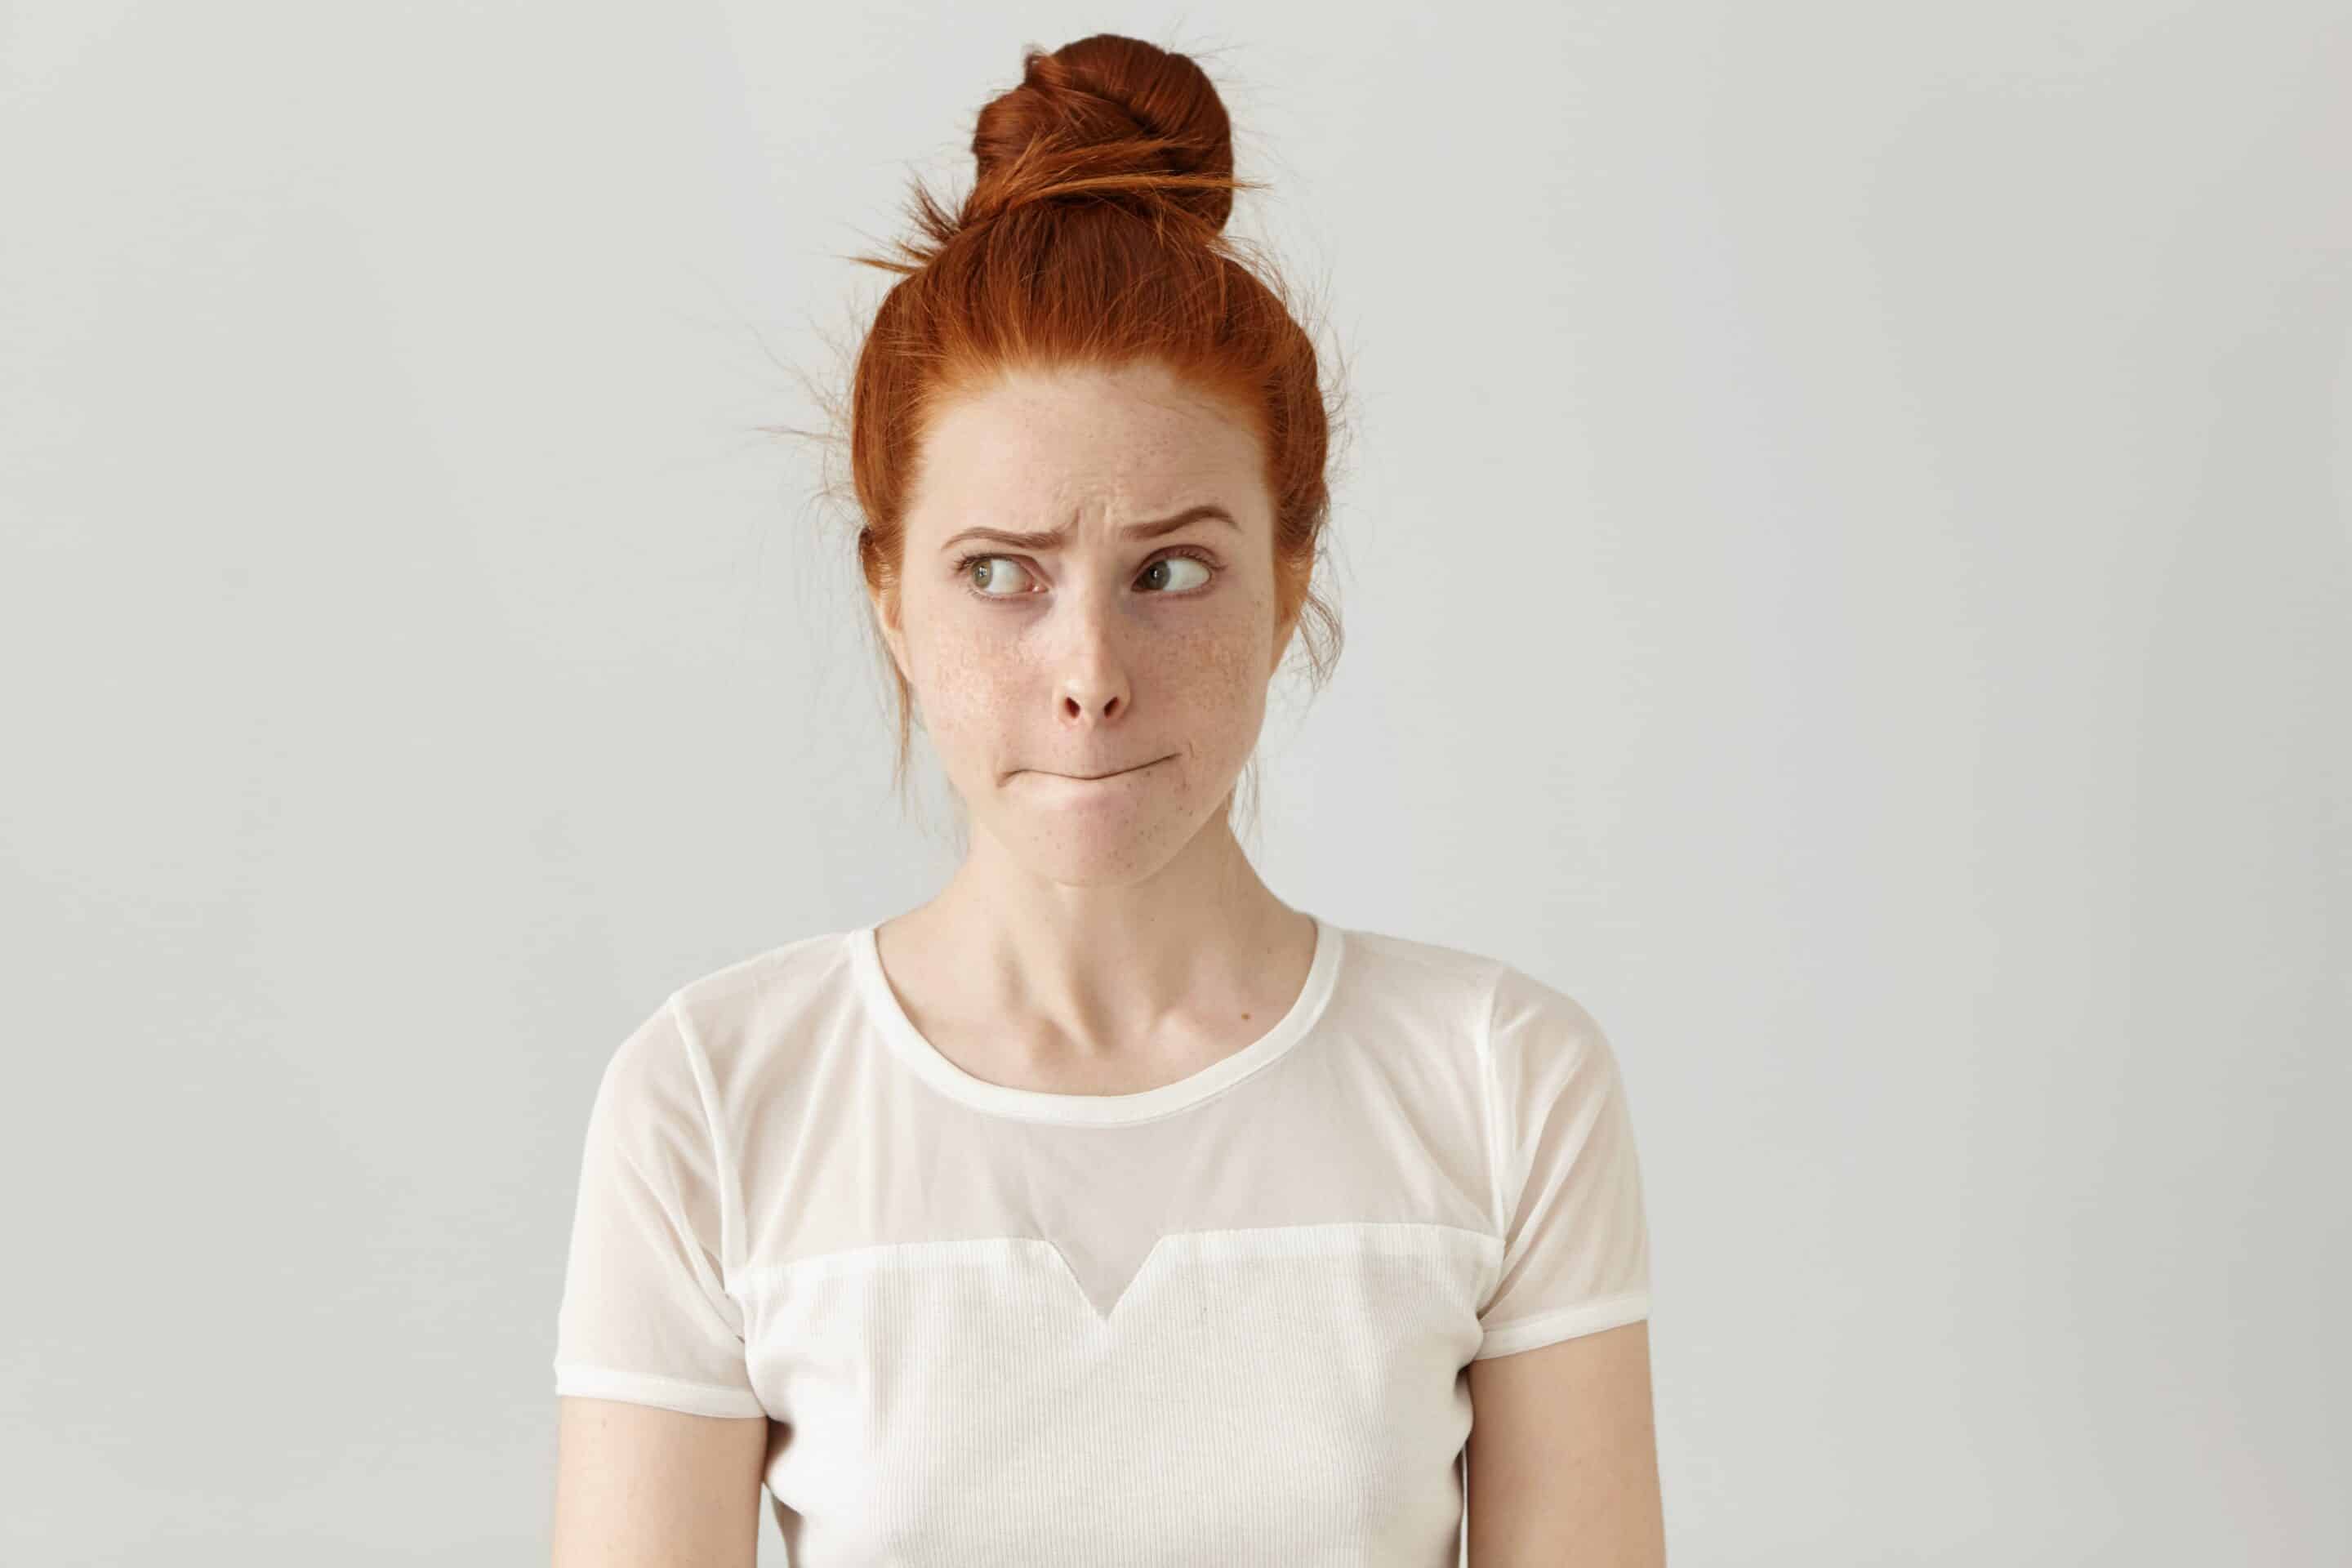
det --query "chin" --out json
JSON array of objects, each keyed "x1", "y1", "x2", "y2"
[{"x1": 974, "y1": 786, "x2": 1223, "y2": 884}]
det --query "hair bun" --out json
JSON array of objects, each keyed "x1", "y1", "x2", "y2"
[{"x1": 966, "y1": 34, "x2": 1238, "y2": 234}]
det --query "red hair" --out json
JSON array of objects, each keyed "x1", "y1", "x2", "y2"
[{"x1": 796, "y1": 33, "x2": 1351, "y2": 837}]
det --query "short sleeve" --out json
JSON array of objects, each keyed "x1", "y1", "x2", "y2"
[
  {"x1": 1472, "y1": 961, "x2": 1653, "y2": 1360},
  {"x1": 551, "y1": 994, "x2": 767, "y2": 1417}
]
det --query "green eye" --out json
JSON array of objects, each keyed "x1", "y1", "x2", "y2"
[
  {"x1": 961, "y1": 555, "x2": 1033, "y2": 596},
  {"x1": 1143, "y1": 553, "x2": 1213, "y2": 592},
  {"x1": 951, "y1": 546, "x2": 1218, "y2": 600}
]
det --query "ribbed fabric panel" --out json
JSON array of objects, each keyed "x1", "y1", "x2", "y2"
[{"x1": 746, "y1": 1224, "x2": 1493, "y2": 1566}]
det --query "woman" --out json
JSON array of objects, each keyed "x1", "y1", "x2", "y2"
[{"x1": 550, "y1": 33, "x2": 1663, "y2": 1567}]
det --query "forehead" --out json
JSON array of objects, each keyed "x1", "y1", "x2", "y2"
[{"x1": 910, "y1": 363, "x2": 1263, "y2": 528}]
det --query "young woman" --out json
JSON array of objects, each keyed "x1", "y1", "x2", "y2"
[{"x1": 550, "y1": 33, "x2": 1662, "y2": 1567}]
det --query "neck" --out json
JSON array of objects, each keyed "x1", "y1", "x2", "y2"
[{"x1": 895, "y1": 812, "x2": 1307, "y2": 1060}]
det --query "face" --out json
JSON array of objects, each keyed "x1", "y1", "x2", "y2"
[{"x1": 872, "y1": 359, "x2": 1297, "y2": 885}]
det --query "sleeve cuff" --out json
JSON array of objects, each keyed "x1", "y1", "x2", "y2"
[
  {"x1": 1472, "y1": 1290, "x2": 1650, "y2": 1361},
  {"x1": 553, "y1": 1361, "x2": 768, "y2": 1419}
]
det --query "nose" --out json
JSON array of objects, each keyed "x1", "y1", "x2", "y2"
[
  {"x1": 1053, "y1": 586, "x2": 1131, "y2": 730},
  {"x1": 1057, "y1": 650, "x2": 1127, "y2": 728}
]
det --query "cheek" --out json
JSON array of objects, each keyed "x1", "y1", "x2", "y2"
[
  {"x1": 1165, "y1": 618, "x2": 1262, "y2": 708},
  {"x1": 1157, "y1": 599, "x2": 1274, "y2": 752},
  {"x1": 908, "y1": 619, "x2": 1026, "y2": 747}
]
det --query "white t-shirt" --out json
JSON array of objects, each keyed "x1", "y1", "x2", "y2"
[{"x1": 552, "y1": 913, "x2": 1652, "y2": 1566}]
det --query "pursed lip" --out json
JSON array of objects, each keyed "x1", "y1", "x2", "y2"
[{"x1": 1020, "y1": 755, "x2": 1170, "y2": 781}]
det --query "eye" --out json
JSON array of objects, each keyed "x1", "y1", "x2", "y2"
[
  {"x1": 951, "y1": 547, "x2": 1218, "y2": 600},
  {"x1": 1141, "y1": 551, "x2": 1214, "y2": 593},
  {"x1": 959, "y1": 554, "x2": 1036, "y2": 598}
]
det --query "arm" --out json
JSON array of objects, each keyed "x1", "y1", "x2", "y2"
[
  {"x1": 550, "y1": 997, "x2": 768, "y2": 1562},
  {"x1": 551, "y1": 1397, "x2": 768, "y2": 1567},
  {"x1": 1465, "y1": 1320, "x2": 1665, "y2": 1566}
]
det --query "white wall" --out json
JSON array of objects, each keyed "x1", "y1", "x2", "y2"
[{"x1": 4, "y1": 2, "x2": 2345, "y2": 1561}]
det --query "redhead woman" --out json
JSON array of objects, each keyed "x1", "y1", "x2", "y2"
[{"x1": 551, "y1": 32, "x2": 1663, "y2": 1568}]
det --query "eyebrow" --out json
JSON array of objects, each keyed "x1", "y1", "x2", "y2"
[{"x1": 937, "y1": 503, "x2": 1240, "y2": 555}]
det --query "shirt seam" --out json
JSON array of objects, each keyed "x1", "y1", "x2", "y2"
[
  {"x1": 666, "y1": 992, "x2": 746, "y2": 1304},
  {"x1": 1477, "y1": 959, "x2": 1512, "y2": 1288}
]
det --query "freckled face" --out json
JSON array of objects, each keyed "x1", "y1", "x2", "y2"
[{"x1": 873, "y1": 359, "x2": 1294, "y2": 884}]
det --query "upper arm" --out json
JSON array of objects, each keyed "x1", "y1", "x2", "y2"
[
  {"x1": 1465, "y1": 959, "x2": 1662, "y2": 1559},
  {"x1": 551, "y1": 1396, "x2": 768, "y2": 1568},
  {"x1": 1465, "y1": 1319, "x2": 1664, "y2": 1566},
  {"x1": 549, "y1": 999, "x2": 772, "y2": 1561}
]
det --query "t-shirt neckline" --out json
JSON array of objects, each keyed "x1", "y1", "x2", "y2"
[{"x1": 849, "y1": 911, "x2": 1344, "y2": 1126}]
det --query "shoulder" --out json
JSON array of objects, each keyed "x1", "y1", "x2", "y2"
[
  {"x1": 1483, "y1": 958, "x2": 1615, "y2": 1075},
  {"x1": 585, "y1": 927, "x2": 875, "y2": 1157},
  {"x1": 1333, "y1": 922, "x2": 1608, "y2": 1062},
  {"x1": 580, "y1": 928, "x2": 856, "y2": 1108},
  {"x1": 660, "y1": 926, "x2": 861, "y2": 1070},
  {"x1": 1328, "y1": 921, "x2": 1506, "y2": 1029},
  {"x1": 1339, "y1": 928, "x2": 1625, "y2": 1139}
]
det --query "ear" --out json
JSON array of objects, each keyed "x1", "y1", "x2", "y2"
[{"x1": 870, "y1": 583, "x2": 911, "y2": 687}]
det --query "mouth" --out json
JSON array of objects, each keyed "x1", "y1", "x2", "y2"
[{"x1": 1022, "y1": 755, "x2": 1170, "y2": 782}]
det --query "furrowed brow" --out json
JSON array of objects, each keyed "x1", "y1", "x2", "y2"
[{"x1": 938, "y1": 503, "x2": 1238, "y2": 554}]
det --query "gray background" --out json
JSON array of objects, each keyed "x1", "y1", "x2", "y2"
[{"x1": 5, "y1": 2, "x2": 2346, "y2": 1562}]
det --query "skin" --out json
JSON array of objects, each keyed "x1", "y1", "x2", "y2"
[
  {"x1": 551, "y1": 357, "x2": 1665, "y2": 1562},
  {"x1": 1467, "y1": 1321, "x2": 1667, "y2": 1566},
  {"x1": 864, "y1": 357, "x2": 1317, "y2": 1094},
  {"x1": 550, "y1": 1400, "x2": 766, "y2": 1568}
]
